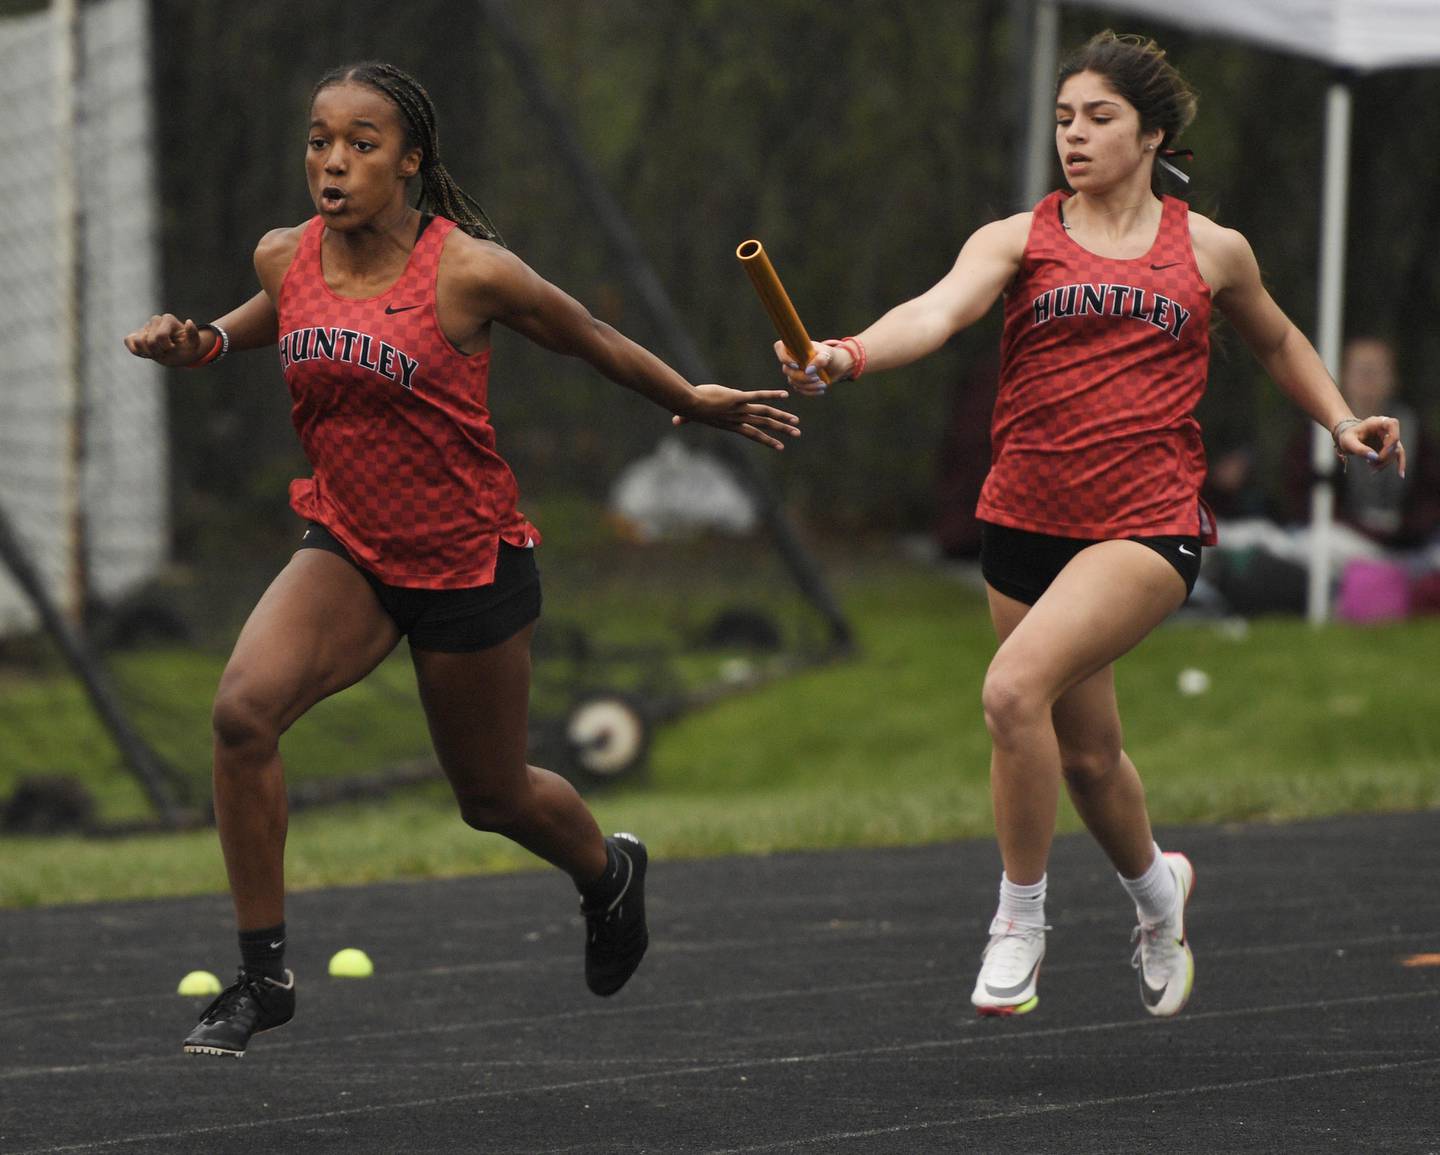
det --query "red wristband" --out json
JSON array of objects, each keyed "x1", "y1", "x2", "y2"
[
  {"x1": 821, "y1": 336, "x2": 867, "y2": 381},
  {"x1": 183, "y1": 323, "x2": 229, "y2": 368}
]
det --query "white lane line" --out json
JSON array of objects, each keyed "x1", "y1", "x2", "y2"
[
  {"x1": 5, "y1": 988, "x2": 1437, "y2": 1152},
  {"x1": 701, "y1": 1056, "x2": 1440, "y2": 1153}
]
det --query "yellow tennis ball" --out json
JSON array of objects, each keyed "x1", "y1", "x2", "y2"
[
  {"x1": 177, "y1": 970, "x2": 222, "y2": 997},
  {"x1": 328, "y1": 947, "x2": 374, "y2": 978}
]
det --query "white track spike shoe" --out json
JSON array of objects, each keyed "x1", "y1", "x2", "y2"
[
  {"x1": 971, "y1": 919, "x2": 1046, "y2": 1017},
  {"x1": 1131, "y1": 852, "x2": 1196, "y2": 1018}
]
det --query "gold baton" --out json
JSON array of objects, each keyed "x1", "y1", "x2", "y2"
[{"x1": 735, "y1": 239, "x2": 832, "y2": 385}]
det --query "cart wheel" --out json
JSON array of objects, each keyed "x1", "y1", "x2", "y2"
[{"x1": 564, "y1": 693, "x2": 650, "y2": 783}]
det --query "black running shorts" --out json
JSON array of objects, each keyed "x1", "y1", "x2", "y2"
[
  {"x1": 298, "y1": 521, "x2": 541, "y2": 652},
  {"x1": 980, "y1": 521, "x2": 1201, "y2": 607}
]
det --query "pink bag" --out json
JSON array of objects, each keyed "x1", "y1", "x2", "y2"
[{"x1": 1336, "y1": 559, "x2": 1411, "y2": 622}]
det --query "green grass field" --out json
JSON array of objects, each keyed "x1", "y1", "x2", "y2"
[{"x1": 2, "y1": 558, "x2": 1437, "y2": 908}]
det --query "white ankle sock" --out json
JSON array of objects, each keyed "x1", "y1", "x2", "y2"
[
  {"x1": 996, "y1": 872, "x2": 1047, "y2": 930},
  {"x1": 1119, "y1": 843, "x2": 1178, "y2": 926}
]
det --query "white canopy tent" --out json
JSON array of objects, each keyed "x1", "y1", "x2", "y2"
[{"x1": 1023, "y1": 0, "x2": 1440, "y2": 622}]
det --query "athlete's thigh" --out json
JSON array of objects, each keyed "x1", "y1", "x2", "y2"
[
  {"x1": 409, "y1": 621, "x2": 536, "y2": 796},
  {"x1": 987, "y1": 580, "x2": 1123, "y2": 752},
  {"x1": 219, "y1": 549, "x2": 402, "y2": 732},
  {"x1": 990, "y1": 540, "x2": 1186, "y2": 704},
  {"x1": 986, "y1": 582, "x2": 1030, "y2": 645}
]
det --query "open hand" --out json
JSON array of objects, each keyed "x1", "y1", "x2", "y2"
[{"x1": 670, "y1": 385, "x2": 801, "y2": 450}]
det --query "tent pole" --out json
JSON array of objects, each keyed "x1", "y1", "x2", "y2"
[
  {"x1": 1022, "y1": 0, "x2": 1061, "y2": 208},
  {"x1": 1306, "y1": 79, "x2": 1352, "y2": 626},
  {"x1": 54, "y1": 0, "x2": 86, "y2": 626}
]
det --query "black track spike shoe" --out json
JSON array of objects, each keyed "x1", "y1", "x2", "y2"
[
  {"x1": 182, "y1": 969, "x2": 295, "y2": 1057},
  {"x1": 582, "y1": 834, "x2": 649, "y2": 996}
]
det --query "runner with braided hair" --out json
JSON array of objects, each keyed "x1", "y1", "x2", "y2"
[{"x1": 125, "y1": 61, "x2": 799, "y2": 1057}]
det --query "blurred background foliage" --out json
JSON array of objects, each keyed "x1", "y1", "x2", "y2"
[{"x1": 151, "y1": 0, "x2": 1440, "y2": 577}]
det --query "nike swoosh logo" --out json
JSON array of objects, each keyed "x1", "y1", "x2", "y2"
[
  {"x1": 1150, "y1": 261, "x2": 1182, "y2": 270},
  {"x1": 384, "y1": 303, "x2": 421, "y2": 314},
  {"x1": 587, "y1": 848, "x2": 634, "y2": 944},
  {"x1": 1178, "y1": 544, "x2": 1196, "y2": 556},
  {"x1": 984, "y1": 959, "x2": 1041, "y2": 999},
  {"x1": 605, "y1": 849, "x2": 634, "y2": 914},
  {"x1": 269, "y1": 940, "x2": 285, "y2": 950},
  {"x1": 1138, "y1": 932, "x2": 1188, "y2": 1006}
]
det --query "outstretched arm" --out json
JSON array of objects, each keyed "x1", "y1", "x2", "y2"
[
  {"x1": 776, "y1": 213, "x2": 1029, "y2": 392},
  {"x1": 123, "y1": 227, "x2": 298, "y2": 366},
  {"x1": 1205, "y1": 222, "x2": 1405, "y2": 476},
  {"x1": 123, "y1": 291, "x2": 277, "y2": 367},
  {"x1": 455, "y1": 240, "x2": 800, "y2": 451}
]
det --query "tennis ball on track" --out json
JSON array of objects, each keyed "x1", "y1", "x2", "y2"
[
  {"x1": 177, "y1": 970, "x2": 222, "y2": 997},
  {"x1": 328, "y1": 947, "x2": 374, "y2": 978}
]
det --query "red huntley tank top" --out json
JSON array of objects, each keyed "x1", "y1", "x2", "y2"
[
  {"x1": 978, "y1": 191, "x2": 1217, "y2": 544},
  {"x1": 277, "y1": 215, "x2": 538, "y2": 588}
]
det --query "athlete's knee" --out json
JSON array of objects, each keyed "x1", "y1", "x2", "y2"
[
  {"x1": 981, "y1": 663, "x2": 1049, "y2": 743},
  {"x1": 211, "y1": 684, "x2": 283, "y2": 761},
  {"x1": 1059, "y1": 740, "x2": 1123, "y2": 791},
  {"x1": 454, "y1": 784, "x2": 529, "y2": 833}
]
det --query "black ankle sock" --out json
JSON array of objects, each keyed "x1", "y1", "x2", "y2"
[
  {"x1": 238, "y1": 923, "x2": 287, "y2": 980},
  {"x1": 578, "y1": 840, "x2": 622, "y2": 904}
]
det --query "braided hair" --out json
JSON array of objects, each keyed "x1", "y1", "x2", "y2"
[{"x1": 313, "y1": 61, "x2": 505, "y2": 246}]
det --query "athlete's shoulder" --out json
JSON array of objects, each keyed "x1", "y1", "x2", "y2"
[
  {"x1": 967, "y1": 210, "x2": 1033, "y2": 258},
  {"x1": 254, "y1": 221, "x2": 313, "y2": 293},
  {"x1": 993, "y1": 209, "x2": 1037, "y2": 237},
  {"x1": 993, "y1": 209, "x2": 1036, "y2": 237},
  {"x1": 1186, "y1": 211, "x2": 1259, "y2": 292},
  {"x1": 1187, "y1": 210, "x2": 1256, "y2": 261},
  {"x1": 440, "y1": 227, "x2": 531, "y2": 285},
  {"x1": 255, "y1": 221, "x2": 310, "y2": 264},
  {"x1": 437, "y1": 228, "x2": 542, "y2": 315}
]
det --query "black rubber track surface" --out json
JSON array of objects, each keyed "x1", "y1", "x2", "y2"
[{"x1": 2, "y1": 811, "x2": 1438, "y2": 1153}]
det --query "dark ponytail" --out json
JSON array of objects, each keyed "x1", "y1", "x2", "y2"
[{"x1": 313, "y1": 61, "x2": 505, "y2": 246}]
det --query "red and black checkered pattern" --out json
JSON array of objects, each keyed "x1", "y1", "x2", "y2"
[
  {"x1": 977, "y1": 192, "x2": 1216, "y2": 544},
  {"x1": 277, "y1": 216, "x2": 538, "y2": 589}
]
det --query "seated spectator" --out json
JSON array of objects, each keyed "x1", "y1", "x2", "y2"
[{"x1": 1284, "y1": 337, "x2": 1439, "y2": 550}]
